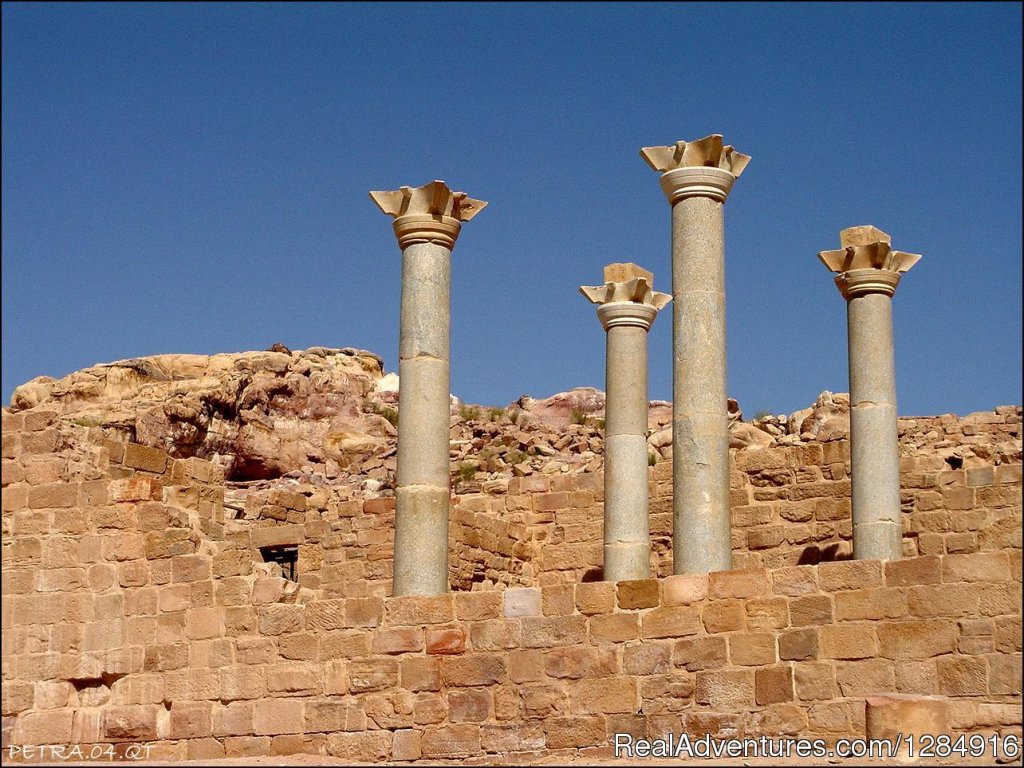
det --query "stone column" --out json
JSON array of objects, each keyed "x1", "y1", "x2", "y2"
[
  {"x1": 581, "y1": 263, "x2": 671, "y2": 581},
  {"x1": 640, "y1": 135, "x2": 750, "y2": 573},
  {"x1": 370, "y1": 180, "x2": 487, "y2": 595},
  {"x1": 819, "y1": 226, "x2": 921, "y2": 560}
]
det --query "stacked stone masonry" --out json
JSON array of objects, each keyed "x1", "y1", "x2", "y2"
[{"x1": 1, "y1": 404, "x2": 1021, "y2": 761}]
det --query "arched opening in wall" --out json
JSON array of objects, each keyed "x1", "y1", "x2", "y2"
[{"x1": 261, "y1": 545, "x2": 298, "y2": 581}]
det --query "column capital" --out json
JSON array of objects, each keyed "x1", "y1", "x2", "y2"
[
  {"x1": 580, "y1": 263, "x2": 671, "y2": 331},
  {"x1": 370, "y1": 180, "x2": 487, "y2": 250},
  {"x1": 640, "y1": 134, "x2": 751, "y2": 204},
  {"x1": 818, "y1": 226, "x2": 922, "y2": 299}
]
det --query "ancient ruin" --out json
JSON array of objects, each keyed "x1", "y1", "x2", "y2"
[
  {"x1": 370, "y1": 181, "x2": 487, "y2": 596},
  {"x1": 819, "y1": 226, "x2": 922, "y2": 561},
  {"x1": 641, "y1": 134, "x2": 750, "y2": 574},
  {"x1": 1, "y1": 142, "x2": 1020, "y2": 763},
  {"x1": 580, "y1": 263, "x2": 670, "y2": 581}
]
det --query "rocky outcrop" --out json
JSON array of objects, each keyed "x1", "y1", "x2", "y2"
[
  {"x1": 9, "y1": 347, "x2": 394, "y2": 482},
  {"x1": 7, "y1": 347, "x2": 1020, "y2": 496}
]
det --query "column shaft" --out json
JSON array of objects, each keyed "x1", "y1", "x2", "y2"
[
  {"x1": 847, "y1": 292, "x2": 902, "y2": 559},
  {"x1": 394, "y1": 242, "x2": 451, "y2": 595},
  {"x1": 671, "y1": 197, "x2": 731, "y2": 573},
  {"x1": 604, "y1": 324, "x2": 650, "y2": 580}
]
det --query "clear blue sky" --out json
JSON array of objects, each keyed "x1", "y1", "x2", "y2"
[{"x1": 3, "y1": 3, "x2": 1021, "y2": 416}]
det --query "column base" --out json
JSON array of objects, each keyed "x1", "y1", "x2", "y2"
[
  {"x1": 604, "y1": 542, "x2": 650, "y2": 582},
  {"x1": 393, "y1": 485, "x2": 450, "y2": 596},
  {"x1": 853, "y1": 520, "x2": 902, "y2": 561}
]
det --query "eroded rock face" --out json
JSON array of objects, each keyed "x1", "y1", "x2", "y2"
[
  {"x1": 9, "y1": 347, "x2": 393, "y2": 481},
  {"x1": 9, "y1": 348, "x2": 1019, "y2": 495}
]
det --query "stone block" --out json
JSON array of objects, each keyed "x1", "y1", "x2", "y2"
[
  {"x1": 14, "y1": 709, "x2": 74, "y2": 745},
  {"x1": 123, "y1": 443, "x2": 168, "y2": 473},
  {"x1": 266, "y1": 662, "x2": 321, "y2": 695},
  {"x1": 581, "y1": 607, "x2": 638, "y2": 644},
  {"x1": 453, "y1": 591, "x2": 501, "y2": 621},
  {"x1": 448, "y1": 689, "x2": 490, "y2": 722},
  {"x1": 170, "y1": 702, "x2": 212, "y2": 739},
  {"x1": 662, "y1": 573, "x2": 709, "y2": 605},
  {"x1": 401, "y1": 657, "x2": 441, "y2": 692},
  {"x1": 393, "y1": 729, "x2": 422, "y2": 761},
  {"x1": 942, "y1": 552, "x2": 1011, "y2": 583},
  {"x1": 426, "y1": 625, "x2": 467, "y2": 655},
  {"x1": 701, "y1": 600, "x2": 744, "y2": 633},
  {"x1": 441, "y1": 654, "x2": 505, "y2": 687},
  {"x1": 570, "y1": 677, "x2": 639, "y2": 714},
  {"x1": 420, "y1": 724, "x2": 481, "y2": 759},
  {"x1": 884, "y1": 555, "x2": 941, "y2": 586},
  {"x1": 342, "y1": 598, "x2": 382, "y2": 626},
  {"x1": 937, "y1": 656, "x2": 988, "y2": 696},
  {"x1": 544, "y1": 716, "x2": 607, "y2": 749},
  {"x1": 348, "y1": 658, "x2": 399, "y2": 693},
  {"x1": 617, "y1": 579, "x2": 660, "y2": 609},
  {"x1": 877, "y1": 620, "x2": 958, "y2": 659},
  {"x1": 817, "y1": 560, "x2": 884, "y2": 592},
  {"x1": 695, "y1": 669, "x2": 755, "y2": 708},
  {"x1": 709, "y1": 568, "x2": 769, "y2": 599},
  {"x1": 641, "y1": 606, "x2": 700, "y2": 639},
  {"x1": 102, "y1": 705, "x2": 158, "y2": 741},
  {"x1": 540, "y1": 584, "x2": 574, "y2": 617},
  {"x1": 521, "y1": 615, "x2": 586, "y2": 647},
  {"x1": 835, "y1": 659, "x2": 896, "y2": 696},
  {"x1": 545, "y1": 646, "x2": 618, "y2": 679},
  {"x1": 819, "y1": 624, "x2": 878, "y2": 659},
  {"x1": 745, "y1": 597, "x2": 789, "y2": 630},
  {"x1": 574, "y1": 581, "x2": 616, "y2": 615},
  {"x1": 212, "y1": 702, "x2": 254, "y2": 737},
  {"x1": 327, "y1": 731, "x2": 391, "y2": 761},
  {"x1": 756, "y1": 665, "x2": 794, "y2": 704},
  {"x1": 673, "y1": 635, "x2": 728, "y2": 672},
  {"x1": 795, "y1": 662, "x2": 836, "y2": 700},
  {"x1": 508, "y1": 649, "x2": 544, "y2": 683},
  {"x1": 865, "y1": 694, "x2": 950, "y2": 762},
  {"x1": 372, "y1": 627, "x2": 423, "y2": 655},
  {"x1": 502, "y1": 587, "x2": 541, "y2": 618},
  {"x1": 834, "y1": 588, "x2": 908, "y2": 621},
  {"x1": 779, "y1": 628, "x2": 818, "y2": 661},
  {"x1": 466, "y1": 618, "x2": 520, "y2": 651},
  {"x1": 624, "y1": 643, "x2": 672, "y2": 676},
  {"x1": 254, "y1": 698, "x2": 304, "y2": 735},
  {"x1": 729, "y1": 631, "x2": 777, "y2": 666},
  {"x1": 520, "y1": 684, "x2": 569, "y2": 718},
  {"x1": 304, "y1": 599, "x2": 347, "y2": 631},
  {"x1": 109, "y1": 476, "x2": 161, "y2": 502},
  {"x1": 385, "y1": 594, "x2": 453, "y2": 625},
  {"x1": 27, "y1": 482, "x2": 77, "y2": 509},
  {"x1": 790, "y1": 595, "x2": 833, "y2": 626}
]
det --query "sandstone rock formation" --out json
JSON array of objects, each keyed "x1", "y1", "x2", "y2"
[{"x1": 8, "y1": 348, "x2": 1020, "y2": 502}]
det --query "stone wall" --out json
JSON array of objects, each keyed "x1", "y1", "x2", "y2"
[{"x1": 2, "y1": 406, "x2": 1021, "y2": 760}]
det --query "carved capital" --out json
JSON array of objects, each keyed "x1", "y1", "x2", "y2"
[
  {"x1": 580, "y1": 263, "x2": 671, "y2": 331},
  {"x1": 370, "y1": 180, "x2": 487, "y2": 250},
  {"x1": 818, "y1": 226, "x2": 922, "y2": 299},
  {"x1": 640, "y1": 135, "x2": 750, "y2": 204}
]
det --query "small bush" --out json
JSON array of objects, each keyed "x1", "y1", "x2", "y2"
[
  {"x1": 459, "y1": 405, "x2": 482, "y2": 421},
  {"x1": 506, "y1": 449, "x2": 528, "y2": 465},
  {"x1": 488, "y1": 408, "x2": 504, "y2": 422},
  {"x1": 570, "y1": 408, "x2": 588, "y2": 425},
  {"x1": 456, "y1": 462, "x2": 477, "y2": 482},
  {"x1": 508, "y1": 410, "x2": 521, "y2": 425},
  {"x1": 648, "y1": 451, "x2": 658, "y2": 466}
]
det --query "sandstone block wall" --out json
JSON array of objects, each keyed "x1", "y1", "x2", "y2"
[{"x1": 2, "y1": 405, "x2": 1021, "y2": 760}]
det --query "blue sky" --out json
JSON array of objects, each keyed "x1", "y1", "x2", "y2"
[{"x1": 3, "y1": 3, "x2": 1021, "y2": 416}]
